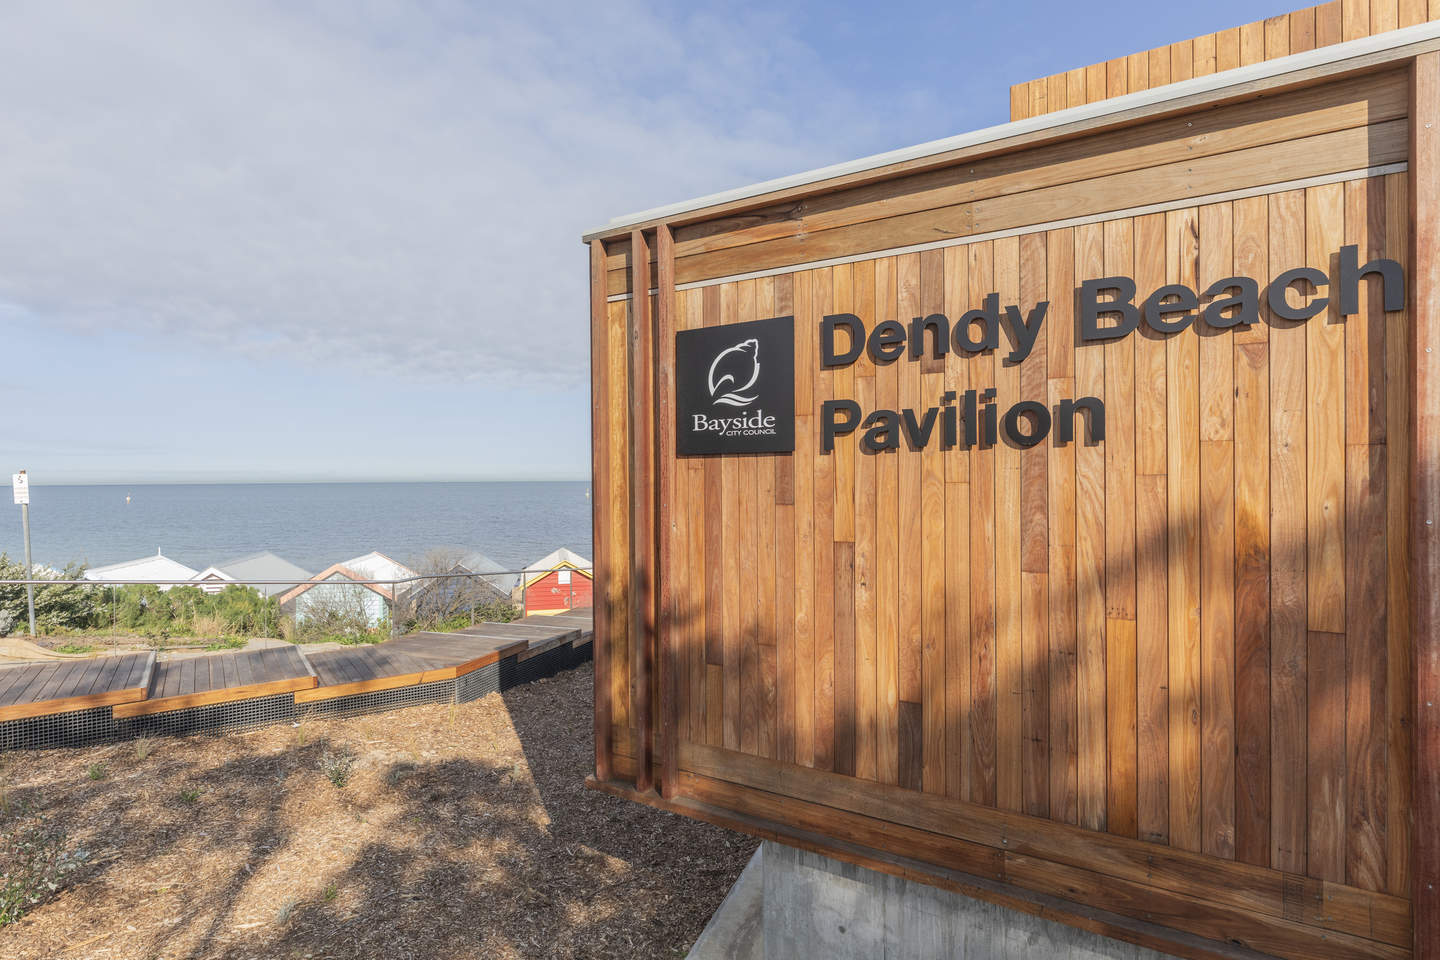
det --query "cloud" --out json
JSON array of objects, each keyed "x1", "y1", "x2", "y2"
[{"x1": 0, "y1": 1, "x2": 904, "y2": 388}]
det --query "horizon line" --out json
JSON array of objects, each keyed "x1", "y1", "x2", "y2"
[{"x1": 24, "y1": 476, "x2": 593, "y2": 487}]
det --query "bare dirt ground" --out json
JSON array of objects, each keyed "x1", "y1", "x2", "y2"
[{"x1": 0, "y1": 663, "x2": 756, "y2": 959}]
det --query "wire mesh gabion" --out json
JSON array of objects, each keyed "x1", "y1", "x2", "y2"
[
  {"x1": 297, "y1": 677, "x2": 458, "y2": 722},
  {"x1": 455, "y1": 660, "x2": 501, "y2": 704},
  {"x1": 501, "y1": 639, "x2": 592, "y2": 690},
  {"x1": 118, "y1": 693, "x2": 299, "y2": 741},
  {"x1": 0, "y1": 706, "x2": 118, "y2": 752}
]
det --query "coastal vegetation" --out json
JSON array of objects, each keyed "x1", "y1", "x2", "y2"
[
  {"x1": 0, "y1": 553, "x2": 519, "y2": 646},
  {"x1": 0, "y1": 555, "x2": 93, "y2": 636}
]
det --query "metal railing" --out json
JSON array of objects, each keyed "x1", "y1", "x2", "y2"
[{"x1": 0, "y1": 565, "x2": 594, "y2": 639}]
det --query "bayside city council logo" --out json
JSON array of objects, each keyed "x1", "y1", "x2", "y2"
[
  {"x1": 676, "y1": 315, "x2": 795, "y2": 456},
  {"x1": 708, "y1": 338, "x2": 761, "y2": 407}
]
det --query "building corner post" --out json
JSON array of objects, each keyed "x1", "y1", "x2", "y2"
[
  {"x1": 589, "y1": 239, "x2": 614, "y2": 784},
  {"x1": 1410, "y1": 48, "x2": 1440, "y2": 960},
  {"x1": 630, "y1": 228, "x2": 656, "y2": 793}
]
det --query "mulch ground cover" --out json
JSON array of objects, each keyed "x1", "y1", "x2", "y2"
[{"x1": 0, "y1": 662, "x2": 756, "y2": 959}]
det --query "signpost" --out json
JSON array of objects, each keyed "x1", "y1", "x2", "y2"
[{"x1": 12, "y1": 471, "x2": 35, "y2": 637}]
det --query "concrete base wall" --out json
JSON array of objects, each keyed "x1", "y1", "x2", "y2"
[{"x1": 690, "y1": 841, "x2": 1184, "y2": 960}]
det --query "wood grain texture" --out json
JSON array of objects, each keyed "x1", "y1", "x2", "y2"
[
  {"x1": 1306, "y1": 184, "x2": 1348, "y2": 636},
  {"x1": 1269, "y1": 188, "x2": 1311, "y2": 876},
  {"x1": 1020, "y1": 232, "x2": 1050, "y2": 819},
  {"x1": 606, "y1": 161, "x2": 1417, "y2": 960},
  {"x1": 1410, "y1": 49, "x2": 1440, "y2": 960},
  {"x1": 1009, "y1": 1, "x2": 1440, "y2": 121},
  {"x1": 669, "y1": 745, "x2": 1412, "y2": 956},
  {"x1": 1344, "y1": 177, "x2": 1389, "y2": 893},
  {"x1": 967, "y1": 242, "x2": 998, "y2": 808},
  {"x1": 589, "y1": 239, "x2": 614, "y2": 781},
  {"x1": 657, "y1": 224, "x2": 679, "y2": 793},
  {"x1": 854, "y1": 367, "x2": 878, "y2": 782},
  {"x1": 1166, "y1": 207, "x2": 1203, "y2": 854},
  {"x1": 1134, "y1": 210, "x2": 1171, "y2": 846},
  {"x1": 1047, "y1": 227, "x2": 1080, "y2": 828},
  {"x1": 921, "y1": 249, "x2": 948, "y2": 795},
  {"x1": 602, "y1": 70, "x2": 1409, "y2": 294},
  {"x1": 1075, "y1": 223, "x2": 1108, "y2": 833},
  {"x1": 1233, "y1": 195, "x2": 1273, "y2": 869},
  {"x1": 1380, "y1": 170, "x2": 1412, "y2": 902},
  {"x1": 630, "y1": 228, "x2": 655, "y2": 792},
  {"x1": 995, "y1": 237, "x2": 1023, "y2": 812},
  {"x1": 874, "y1": 259, "x2": 901, "y2": 785},
  {"x1": 1199, "y1": 203, "x2": 1237, "y2": 861}
]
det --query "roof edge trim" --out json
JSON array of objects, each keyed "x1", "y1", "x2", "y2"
[{"x1": 583, "y1": 20, "x2": 1440, "y2": 241}]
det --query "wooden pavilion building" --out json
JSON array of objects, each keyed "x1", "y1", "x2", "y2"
[{"x1": 585, "y1": 4, "x2": 1440, "y2": 958}]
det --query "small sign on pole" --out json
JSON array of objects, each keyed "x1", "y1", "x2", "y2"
[{"x1": 13, "y1": 470, "x2": 35, "y2": 636}]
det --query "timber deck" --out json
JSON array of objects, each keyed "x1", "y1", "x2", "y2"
[
  {"x1": 0, "y1": 652, "x2": 154, "y2": 721},
  {"x1": 114, "y1": 647, "x2": 317, "y2": 718},
  {"x1": 0, "y1": 608, "x2": 592, "y2": 729}
]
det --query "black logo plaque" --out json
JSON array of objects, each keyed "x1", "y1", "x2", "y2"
[{"x1": 675, "y1": 315, "x2": 795, "y2": 456}]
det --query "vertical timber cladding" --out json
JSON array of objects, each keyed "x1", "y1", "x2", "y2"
[
  {"x1": 1009, "y1": 0, "x2": 1440, "y2": 122},
  {"x1": 587, "y1": 28, "x2": 1437, "y2": 960},
  {"x1": 665, "y1": 185, "x2": 1414, "y2": 954}
]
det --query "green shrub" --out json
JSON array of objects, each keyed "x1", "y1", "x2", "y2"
[
  {"x1": 0, "y1": 808, "x2": 88, "y2": 926},
  {"x1": 0, "y1": 556, "x2": 264, "y2": 638},
  {"x1": 84, "y1": 582, "x2": 280, "y2": 640},
  {"x1": 0, "y1": 555, "x2": 95, "y2": 636},
  {"x1": 288, "y1": 606, "x2": 387, "y2": 645},
  {"x1": 430, "y1": 599, "x2": 520, "y2": 633},
  {"x1": 319, "y1": 750, "x2": 354, "y2": 788}
]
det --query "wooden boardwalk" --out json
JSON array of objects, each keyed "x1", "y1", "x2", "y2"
[
  {"x1": 115, "y1": 647, "x2": 317, "y2": 718},
  {"x1": 0, "y1": 652, "x2": 154, "y2": 721},
  {"x1": 0, "y1": 609, "x2": 592, "y2": 724},
  {"x1": 297, "y1": 613, "x2": 589, "y2": 703}
]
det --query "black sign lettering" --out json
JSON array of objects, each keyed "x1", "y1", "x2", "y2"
[
  {"x1": 1267, "y1": 267, "x2": 1328, "y2": 321},
  {"x1": 1142, "y1": 284, "x2": 1196, "y2": 333},
  {"x1": 1079, "y1": 276, "x2": 1139, "y2": 342},
  {"x1": 671, "y1": 247, "x2": 1404, "y2": 458}
]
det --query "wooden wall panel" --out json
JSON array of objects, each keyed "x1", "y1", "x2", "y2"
[
  {"x1": 589, "y1": 240, "x2": 615, "y2": 781},
  {"x1": 596, "y1": 156, "x2": 1418, "y2": 955},
  {"x1": 1409, "y1": 49, "x2": 1440, "y2": 959},
  {"x1": 643, "y1": 172, "x2": 1408, "y2": 904},
  {"x1": 1075, "y1": 223, "x2": 1107, "y2": 833},
  {"x1": 604, "y1": 294, "x2": 633, "y2": 753},
  {"x1": 1009, "y1": 1, "x2": 1440, "y2": 122},
  {"x1": 604, "y1": 72, "x2": 1406, "y2": 297},
  {"x1": 967, "y1": 243, "x2": 998, "y2": 807},
  {"x1": 587, "y1": 2, "x2": 1436, "y2": 954}
]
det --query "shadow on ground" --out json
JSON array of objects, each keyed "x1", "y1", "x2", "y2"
[{"x1": 0, "y1": 662, "x2": 755, "y2": 960}]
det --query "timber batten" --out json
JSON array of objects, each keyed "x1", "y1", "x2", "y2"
[{"x1": 587, "y1": 6, "x2": 1438, "y2": 958}]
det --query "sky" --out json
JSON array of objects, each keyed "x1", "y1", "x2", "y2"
[{"x1": 0, "y1": 0, "x2": 1291, "y2": 484}]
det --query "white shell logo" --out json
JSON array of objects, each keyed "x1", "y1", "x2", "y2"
[{"x1": 707, "y1": 338, "x2": 761, "y2": 407}]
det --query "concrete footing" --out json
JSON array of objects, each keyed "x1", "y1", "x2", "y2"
[{"x1": 689, "y1": 841, "x2": 1182, "y2": 960}]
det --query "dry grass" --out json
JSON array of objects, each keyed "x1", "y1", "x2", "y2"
[
  {"x1": 186, "y1": 613, "x2": 229, "y2": 640},
  {"x1": 0, "y1": 663, "x2": 756, "y2": 959}
]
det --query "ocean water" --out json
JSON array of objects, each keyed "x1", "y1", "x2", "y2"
[{"x1": 0, "y1": 482, "x2": 593, "y2": 575}]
